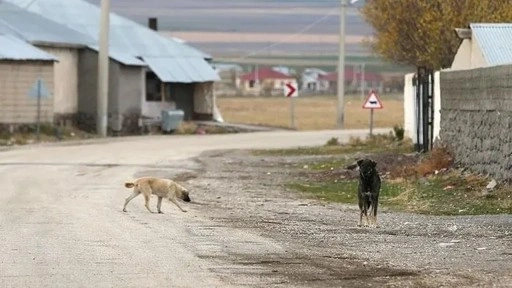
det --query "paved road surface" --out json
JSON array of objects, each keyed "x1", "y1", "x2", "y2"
[{"x1": 0, "y1": 129, "x2": 389, "y2": 287}]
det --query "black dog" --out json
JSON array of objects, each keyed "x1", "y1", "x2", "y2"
[{"x1": 356, "y1": 158, "x2": 381, "y2": 227}]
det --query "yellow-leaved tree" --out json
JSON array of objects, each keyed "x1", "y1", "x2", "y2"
[{"x1": 360, "y1": 0, "x2": 512, "y2": 69}]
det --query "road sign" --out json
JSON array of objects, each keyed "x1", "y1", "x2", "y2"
[
  {"x1": 362, "y1": 90, "x2": 383, "y2": 109},
  {"x1": 284, "y1": 82, "x2": 298, "y2": 98},
  {"x1": 28, "y1": 78, "x2": 50, "y2": 99},
  {"x1": 28, "y1": 78, "x2": 50, "y2": 142}
]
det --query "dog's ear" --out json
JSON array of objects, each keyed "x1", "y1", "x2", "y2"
[
  {"x1": 356, "y1": 159, "x2": 363, "y2": 167},
  {"x1": 371, "y1": 160, "x2": 377, "y2": 168}
]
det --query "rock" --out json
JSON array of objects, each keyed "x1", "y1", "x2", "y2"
[
  {"x1": 438, "y1": 242, "x2": 455, "y2": 247},
  {"x1": 447, "y1": 225, "x2": 458, "y2": 232},
  {"x1": 486, "y1": 179, "x2": 497, "y2": 190}
]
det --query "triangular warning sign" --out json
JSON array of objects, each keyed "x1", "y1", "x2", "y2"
[{"x1": 362, "y1": 90, "x2": 383, "y2": 109}]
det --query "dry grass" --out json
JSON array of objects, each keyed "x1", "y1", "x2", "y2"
[
  {"x1": 415, "y1": 145, "x2": 455, "y2": 177},
  {"x1": 217, "y1": 95, "x2": 404, "y2": 130}
]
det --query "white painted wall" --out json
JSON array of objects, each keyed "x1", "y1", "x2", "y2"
[
  {"x1": 450, "y1": 37, "x2": 487, "y2": 71},
  {"x1": 403, "y1": 71, "x2": 442, "y2": 144},
  {"x1": 450, "y1": 39, "x2": 472, "y2": 70},
  {"x1": 433, "y1": 71, "x2": 441, "y2": 143},
  {"x1": 403, "y1": 73, "x2": 416, "y2": 141}
]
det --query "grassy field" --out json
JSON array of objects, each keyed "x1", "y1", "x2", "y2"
[{"x1": 217, "y1": 95, "x2": 404, "y2": 130}]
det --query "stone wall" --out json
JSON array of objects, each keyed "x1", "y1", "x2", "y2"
[{"x1": 439, "y1": 65, "x2": 512, "y2": 180}]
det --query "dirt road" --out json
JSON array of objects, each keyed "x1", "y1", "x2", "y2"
[
  {"x1": 0, "y1": 129, "x2": 392, "y2": 288},
  {"x1": 1, "y1": 128, "x2": 510, "y2": 287}
]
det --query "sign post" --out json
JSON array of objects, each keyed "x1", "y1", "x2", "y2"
[
  {"x1": 29, "y1": 78, "x2": 50, "y2": 142},
  {"x1": 284, "y1": 82, "x2": 298, "y2": 129},
  {"x1": 362, "y1": 90, "x2": 384, "y2": 136}
]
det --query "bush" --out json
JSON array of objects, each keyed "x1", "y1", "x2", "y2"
[
  {"x1": 393, "y1": 125, "x2": 405, "y2": 141},
  {"x1": 325, "y1": 137, "x2": 340, "y2": 146}
]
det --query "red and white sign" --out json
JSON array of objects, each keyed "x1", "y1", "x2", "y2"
[
  {"x1": 362, "y1": 90, "x2": 384, "y2": 109},
  {"x1": 284, "y1": 82, "x2": 298, "y2": 98}
]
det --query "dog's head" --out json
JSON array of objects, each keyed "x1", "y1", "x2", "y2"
[
  {"x1": 357, "y1": 158, "x2": 377, "y2": 179},
  {"x1": 176, "y1": 183, "x2": 191, "y2": 202}
]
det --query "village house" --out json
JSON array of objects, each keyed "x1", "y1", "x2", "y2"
[
  {"x1": 318, "y1": 67, "x2": 384, "y2": 94},
  {"x1": 301, "y1": 68, "x2": 328, "y2": 93},
  {"x1": 451, "y1": 23, "x2": 512, "y2": 71},
  {"x1": 0, "y1": 34, "x2": 57, "y2": 125},
  {"x1": 5, "y1": 0, "x2": 220, "y2": 133},
  {"x1": 0, "y1": 1, "x2": 94, "y2": 126},
  {"x1": 237, "y1": 67, "x2": 297, "y2": 96}
]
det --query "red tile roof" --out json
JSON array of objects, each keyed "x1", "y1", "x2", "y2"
[
  {"x1": 318, "y1": 68, "x2": 383, "y2": 82},
  {"x1": 239, "y1": 67, "x2": 294, "y2": 81}
]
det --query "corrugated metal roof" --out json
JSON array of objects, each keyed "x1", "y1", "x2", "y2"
[
  {"x1": 0, "y1": 34, "x2": 57, "y2": 61},
  {"x1": 5, "y1": 0, "x2": 218, "y2": 83},
  {"x1": 143, "y1": 57, "x2": 220, "y2": 83},
  {"x1": 470, "y1": 23, "x2": 512, "y2": 66},
  {"x1": 0, "y1": 1, "x2": 93, "y2": 46},
  {"x1": 87, "y1": 45, "x2": 146, "y2": 67}
]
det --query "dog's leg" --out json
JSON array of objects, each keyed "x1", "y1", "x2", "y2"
[
  {"x1": 144, "y1": 194, "x2": 155, "y2": 213},
  {"x1": 169, "y1": 197, "x2": 187, "y2": 212},
  {"x1": 157, "y1": 196, "x2": 164, "y2": 214},
  {"x1": 363, "y1": 201, "x2": 370, "y2": 227},
  {"x1": 123, "y1": 191, "x2": 140, "y2": 212},
  {"x1": 373, "y1": 197, "x2": 379, "y2": 228}
]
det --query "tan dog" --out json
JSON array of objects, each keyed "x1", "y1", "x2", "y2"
[{"x1": 122, "y1": 177, "x2": 191, "y2": 213}]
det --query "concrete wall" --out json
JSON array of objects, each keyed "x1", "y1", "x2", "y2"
[
  {"x1": 194, "y1": 81, "x2": 214, "y2": 120},
  {"x1": 78, "y1": 49, "x2": 145, "y2": 133},
  {"x1": 439, "y1": 65, "x2": 512, "y2": 180},
  {"x1": 0, "y1": 61, "x2": 54, "y2": 124},
  {"x1": 37, "y1": 46, "x2": 79, "y2": 121},
  {"x1": 115, "y1": 64, "x2": 145, "y2": 132},
  {"x1": 77, "y1": 49, "x2": 98, "y2": 124}
]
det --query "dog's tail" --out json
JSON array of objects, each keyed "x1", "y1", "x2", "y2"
[{"x1": 124, "y1": 182, "x2": 136, "y2": 188}]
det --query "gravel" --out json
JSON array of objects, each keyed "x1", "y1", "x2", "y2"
[{"x1": 186, "y1": 149, "x2": 512, "y2": 287}]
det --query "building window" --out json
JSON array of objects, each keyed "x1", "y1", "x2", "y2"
[
  {"x1": 249, "y1": 80, "x2": 255, "y2": 88},
  {"x1": 146, "y1": 71, "x2": 162, "y2": 101}
]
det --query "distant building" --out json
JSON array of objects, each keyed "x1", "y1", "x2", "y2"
[
  {"x1": 237, "y1": 67, "x2": 297, "y2": 96},
  {"x1": 272, "y1": 66, "x2": 295, "y2": 76},
  {"x1": 318, "y1": 67, "x2": 384, "y2": 94},
  {"x1": 211, "y1": 63, "x2": 244, "y2": 96},
  {"x1": 301, "y1": 68, "x2": 328, "y2": 92},
  {"x1": 0, "y1": 34, "x2": 57, "y2": 125}
]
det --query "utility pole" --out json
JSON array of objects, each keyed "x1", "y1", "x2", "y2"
[
  {"x1": 360, "y1": 63, "x2": 365, "y2": 100},
  {"x1": 337, "y1": 0, "x2": 347, "y2": 129},
  {"x1": 97, "y1": 0, "x2": 110, "y2": 137}
]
